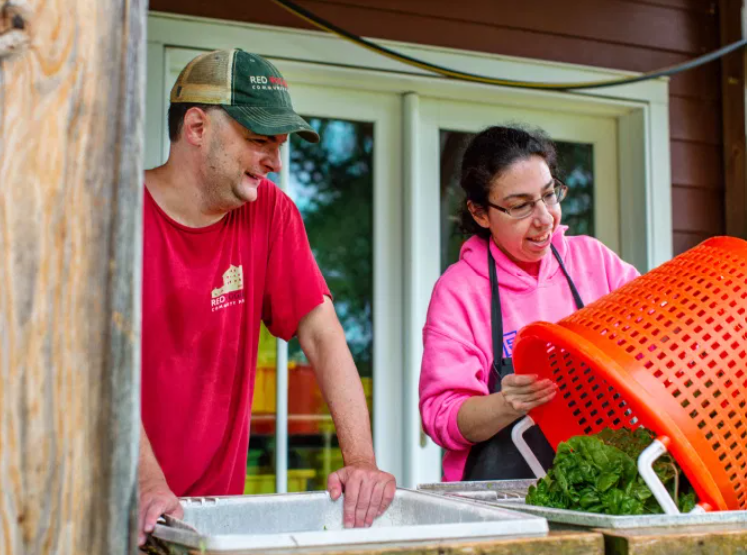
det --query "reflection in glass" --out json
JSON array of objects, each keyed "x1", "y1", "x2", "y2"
[
  {"x1": 248, "y1": 118, "x2": 374, "y2": 493},
  {"x1": 439, "y1": 130, "x2": 595, "y2": 270},
  {"x1": 555, "y1": 141, "x2": 594, "y2": 237}
]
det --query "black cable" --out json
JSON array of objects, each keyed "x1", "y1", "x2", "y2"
[{"x1": 271, "y1": 0, "x2": 747, "y2": 91}]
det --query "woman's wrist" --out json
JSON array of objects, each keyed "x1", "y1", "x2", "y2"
[{"x1": 493, "y1": 390, "x2": 523, "y2": 420}]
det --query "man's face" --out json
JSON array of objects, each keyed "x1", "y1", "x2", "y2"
[{"x1": 199, "y1": 109, "x2": 287, "y2": 209}]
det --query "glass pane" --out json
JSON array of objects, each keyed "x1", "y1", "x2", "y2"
[
  {"x1": 246, "y1": 323, "x2": 281, "y2": 494},
  {"x1": 555, "y1": 141, "x2": 594, "y2": 237},
  {"x1": 247, "y1": 118, "x2": 374, "y2": 493},
  {"x1": 439, "y1": 130, "x2": 595, "y2": 270},
  {"x1": 440, "y1": 131, "x2": 473, "y2": 273}
]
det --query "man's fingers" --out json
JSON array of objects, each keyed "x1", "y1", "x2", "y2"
[
  {"x1": 379, "y1": 479, "x2": 396, "y2": 516},
  {"x1": 327, "y1": 469, "x2": 345, "y2": 501},
  {"x1": 138, "y1": 500, "x2": 152, "y2": 546},
  {"x1": 144, "y1": 500, "x2": 168, "y2": 534},
  {"x1": 165, "y1": 501, "x2": 184, "y2": 519},
  {"x1": 342, "y1": 472, "x2": 361, "y2": 528},
  {"x1": 328, "y1": 464, "x2": 396, "y2": 527},
  {"x1": 138, "y1": 480, "x2": 180, "y2": 546},
  {"x1": 365, "y1": 480, "x2": 386, "y2": 527},
  {"x1": 137, "y1": 498, "x2": 164, "y2": 546},
  {"x1": 354, "y1": 475, "x2": 375, "y2": 528},
  {"x1": 138, "y1": 505, "x2": 146, "y2": 545}
]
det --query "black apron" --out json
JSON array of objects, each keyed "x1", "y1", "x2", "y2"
[{"x1": 462, "y1": 241, "x2": 585, "y2": 481}]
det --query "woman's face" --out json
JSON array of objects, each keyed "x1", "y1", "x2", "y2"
[{"x1": 469, "y1": 155, "x2": 561, "y2": 266}]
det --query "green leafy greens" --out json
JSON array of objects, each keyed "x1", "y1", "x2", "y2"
[{"x1": 525, "y1": 427, "x2": 697, "y2": 515}]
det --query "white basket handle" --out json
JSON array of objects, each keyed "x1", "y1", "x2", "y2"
[
  {"x1": 638, "y1": 435, "x2": 707, "y2": 515},
  {"x1": 638, "y1": 437, "x2": 680, "y2": 515},
  {"x1": 511, "y1": 416, "x2": 547, "y2": 479}
]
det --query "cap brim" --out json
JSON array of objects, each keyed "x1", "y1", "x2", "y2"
[{"x1": 222, "y1": 105, "x2": 320, "y2": 143}]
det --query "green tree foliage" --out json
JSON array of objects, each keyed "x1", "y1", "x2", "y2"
[
  {"x1": 556, "y1": 141, "x2": 594, "y2": 237},
  {"x1": 288, "y1": 118, "x2": 374, "y2": 377}
]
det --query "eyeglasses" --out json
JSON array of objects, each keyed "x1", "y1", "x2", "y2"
[{"x1": 485, "y1": 181, "x2": 568, "y2": 220}]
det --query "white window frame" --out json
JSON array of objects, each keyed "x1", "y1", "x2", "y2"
[{"x1": 146, "y1": 11, "x2": 671, "y2": 486}]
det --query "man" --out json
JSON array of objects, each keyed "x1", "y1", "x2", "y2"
[{"x1": 138, "y1": 49, "x2": 395, "y2": 546}]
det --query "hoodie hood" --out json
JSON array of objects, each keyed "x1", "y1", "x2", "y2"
[{"x1": 459, "y1": 225, "x2": 570, "y2": 292}]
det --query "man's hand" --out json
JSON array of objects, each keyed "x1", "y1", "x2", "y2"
[
  {"x1": 138, "y1": 423, "x2": 183, "y2": 546},
  {"x1": 328, "y1": 462, "x2": 396, "y2": 528},
  {"x1": 138, "y1": 476, "x2": 183, "y2": 546},
  {"x1": 298, "y1": 300, "x2": 396, "y2": 528}
]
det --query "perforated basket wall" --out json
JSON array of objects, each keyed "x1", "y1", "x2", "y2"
[{"x1": 513, "y1": 237, "x2": 747, "y2": 511}]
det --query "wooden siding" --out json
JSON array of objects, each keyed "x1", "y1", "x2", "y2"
[
  {"x1": 720, "y1": 0, "x2": 747, "y2": 239},
  {"x1": 150, "y1": 0, "x2": 726, "y2": 255}
]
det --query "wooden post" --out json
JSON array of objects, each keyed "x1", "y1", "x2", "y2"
[
  {"x1": 0, "y1": 0, "x2": 146, "y2": 552},
  {"x1": 720, "y1": 0, "x2": 747, "y2": 239}
]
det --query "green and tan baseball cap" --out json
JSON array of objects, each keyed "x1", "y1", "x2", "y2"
[{"x1": 170, "y1": 49, "x2": 319, "y2": 143}]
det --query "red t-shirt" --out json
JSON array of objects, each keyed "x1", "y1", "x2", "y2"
[{"x1": 141, "y1": 179, "x2": 329, "y2": 497}]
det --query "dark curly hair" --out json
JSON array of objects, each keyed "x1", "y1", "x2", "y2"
[{"x1": 458, "y1": 125, "x2": 558, "y2": 239}]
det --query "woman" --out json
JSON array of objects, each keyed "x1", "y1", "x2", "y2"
[{"x1": 419, "y1": 126, "x2": 640, "y2": 481}]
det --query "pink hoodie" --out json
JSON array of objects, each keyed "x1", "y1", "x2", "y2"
[{"x1": 419, "y1": 226, "x2": 640, "y2": 481}]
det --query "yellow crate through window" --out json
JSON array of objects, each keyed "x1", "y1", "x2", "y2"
[{"x1": 244, "y1": 469, "x2": 317, "y2": 495}]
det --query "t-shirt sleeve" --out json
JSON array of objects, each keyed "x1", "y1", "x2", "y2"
[{"x1": 262, "y1": 190, "x2": 330, "y2": 341}]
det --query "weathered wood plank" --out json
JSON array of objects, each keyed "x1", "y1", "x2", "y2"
[
  {"x1": 0, "y1": 0, "x2": 146, "y2": 552},
  {"x1": 146, "y1": 530, "x2": 604, "y2": 555},
  {"x1": 602, "y1": 523, "x2": 747, "y2": 555}
]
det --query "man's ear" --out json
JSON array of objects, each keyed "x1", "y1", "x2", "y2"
[
  {"x1": 182, "y1": 107, "x2": 212, "y2": 146},
  {"x1": 467, "y1": 200, "x2": 491, "y2": 230}
]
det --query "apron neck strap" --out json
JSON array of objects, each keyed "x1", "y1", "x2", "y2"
[
  {"x1": 488, "y1": 245, "x2": 502, "y2": 373},
  {"x1": 488, "y1": 238, "x2": 585, "y2": 375},
  {"x1": 550, "y1": 244, "x2": 584, "y2": 311}
]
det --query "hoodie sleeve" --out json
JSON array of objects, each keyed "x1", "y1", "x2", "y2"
[
  {"x1": 599, "y1": 241, "x2": 641, "y2": 291},
  {"x1": 419, "y1": 277, "x2": 491, "y2": 451}
]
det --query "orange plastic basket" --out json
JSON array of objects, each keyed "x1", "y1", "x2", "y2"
[{"x1": 513, "y1": 237, "x2": 747, "y2": 511}]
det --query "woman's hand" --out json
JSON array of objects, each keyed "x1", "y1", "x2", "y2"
[
  {"x1": 500, "y1": 374, "x2": 557, "y2": 416},
  {"x1": 457, "y1": 374, "x2": 557, "y2": 443}
]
